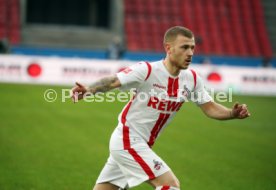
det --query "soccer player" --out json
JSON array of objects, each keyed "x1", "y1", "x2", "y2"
[{"x1": 71, "y1": 26, "x2": 250, "y2": 190}]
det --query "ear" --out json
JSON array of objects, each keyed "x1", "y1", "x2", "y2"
[{"x1": 164, "y1": 43, "x2": 172, "y2": 54}]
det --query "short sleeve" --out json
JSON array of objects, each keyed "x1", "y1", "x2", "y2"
[
  {"x1": 116, "y1": 62, "x2": 149, "y2": 91},
  {"x1": 192, "y1": 74, "x2": 213, "y2": 105}
]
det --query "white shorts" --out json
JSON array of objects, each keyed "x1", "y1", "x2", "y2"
[{"x1": 96, "y1": 147, "x2": 171, "y2": 189}]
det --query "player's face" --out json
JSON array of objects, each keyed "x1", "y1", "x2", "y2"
[{"x1": 168, "y1": 35, "x2": 195, "y2": 70}]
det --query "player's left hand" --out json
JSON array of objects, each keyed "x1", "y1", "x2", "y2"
[
  {"x1": 70, "y1": 82, "x2": 88, "y2": 103},
  {"x1": 231, "y1": 102, "x2": 250, "y2": 119}
]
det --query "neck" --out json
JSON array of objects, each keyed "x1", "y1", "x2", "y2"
[{"x1": 163, "y1": 58, "x2": 180, "y2": 76}]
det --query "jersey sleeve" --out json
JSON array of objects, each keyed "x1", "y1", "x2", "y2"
[
  {"x1": 116, "y1": 62, "x2": 149, "y2": 91},
  {"x1": 192, "y1": 74, "x2": 213, "y2": 105}
]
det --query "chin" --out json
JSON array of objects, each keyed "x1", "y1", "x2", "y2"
[{"x1": 181, "y1": 65, "x2": 189, "y2": 70}]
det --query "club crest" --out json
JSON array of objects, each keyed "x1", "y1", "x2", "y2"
[
  {"x1": 153, "y1": 159, "x2": 163, "y2": 170},
  {"x1": 182, "y1": 85, "x2": 191, "y2": 98}
]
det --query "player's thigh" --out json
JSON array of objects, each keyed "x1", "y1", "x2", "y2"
[
  {"x1": 93, "y1": 182, "x2": 120, "y2": 190},
  {"x1": 111, "y1": 147, "x2": 171, "y2": 188},
  {"x1": 148, "y1": 170, "x2": 180, "y2": 188}
]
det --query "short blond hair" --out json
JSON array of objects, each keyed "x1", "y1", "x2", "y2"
[{"x1": 163, "y1": 26, "x2": 194, "y2": 44}]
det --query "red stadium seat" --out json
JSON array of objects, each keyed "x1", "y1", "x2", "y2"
[
  {"x1": 251, "y1": 0, "x2": 273, "y2": 57},
  {"x1": 0, "y1": 0, "x2": 20, "y2": 44},
  {"x1": 123, "y1": 0, "x2": 272, "y2": 57}
]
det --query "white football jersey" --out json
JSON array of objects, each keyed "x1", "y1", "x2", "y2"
[{"x1": 110, "y1": 60, "x2": 212, "y2": 150}]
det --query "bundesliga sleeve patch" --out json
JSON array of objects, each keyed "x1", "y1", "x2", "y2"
[{"x1": 122, "y1": 67, "x2": 132, "y2": 74}]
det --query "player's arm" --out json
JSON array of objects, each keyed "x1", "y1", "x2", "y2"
[
  {"x1": 88, "y1": 75, "x2": 121, "y2": 93},
  {"x1": 199, "y1": 101, "x2": 250, "y2": 120},
  {"x1": 71, "y1": 75, "x2": 121, "y2": 102},
  {"x1": 71, "y1": 62, "x2": 148, "y2": 102}
]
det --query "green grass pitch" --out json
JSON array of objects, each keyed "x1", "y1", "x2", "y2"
[{"x1": 0, "y1": 83, "x2": 276, "y2": 190}]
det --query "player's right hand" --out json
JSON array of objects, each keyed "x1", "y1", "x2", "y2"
[{"x1": 70, "y1": 82, "x2": 88, "y2": 103}]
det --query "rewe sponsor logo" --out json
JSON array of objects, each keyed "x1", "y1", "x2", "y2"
[{"x1": 147, "y1": 96, "x2": 183, "y2": 112}]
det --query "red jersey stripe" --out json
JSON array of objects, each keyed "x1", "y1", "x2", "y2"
[
  {"x1": 158, "y1": 114, "x2": 170, "y2": 130},
  {"x1": 128, "y1": 148, "x2": 156, "y2": 180},
  {"x1": 121, "y1": 96, "x2": 135, "y2": 149},
  {"x1": 167, "y1": 77, "x2": 174, "y2": 97},
  {"x1": 161, "y1": 186, "x2": 170, "y2": 190},
  {"x1": 167, "y1": 77, "x2": 179, "y2": 97},
  {"x1": 172, "y1": 77, "x2": 179, "y2": 97},
  {"x1": 148, "y1": 113, "x2": 170, "y2": 147},
  {"x1": 148, "y1": 113, "x2": 166, "y2": 147},
  {"x1": 145, "y1": 62, "x2": 152, "y2": 81},
  {"x1": 123, "y1": 126, "x2": 130, "y2": 150}
]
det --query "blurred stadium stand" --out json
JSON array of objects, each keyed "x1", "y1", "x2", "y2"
[
  {"x1": 262, "y1": 0, "x2": 276, "y2": 56},
  {"x1": 0, "y1": 0, "x2": 20, "y2": 44},
  {"x1": 124, "y1": 0, "x2": 273, "y2": 58},
  {"x1": 0, "y1": 0, "x2": 275, "y2": 67}
]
